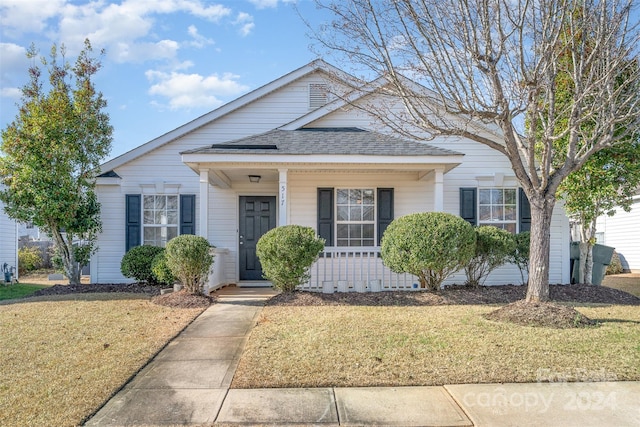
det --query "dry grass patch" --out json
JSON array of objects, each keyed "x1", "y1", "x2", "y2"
[
  {"x1": 232, "y1": 304, "x2": 640, "y2": 388},
  {"x1": 603, "y1": 273, "x2": 640, "y2": 297},
  {"x1": 0, "y1": 294, "x2": 204, "y2": 427}
]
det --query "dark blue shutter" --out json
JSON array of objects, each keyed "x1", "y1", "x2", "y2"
[
  {"x1": 317, "y1": 188, "x2": 334, "y2": 246},
  {"x1": 460, "y1": 188, "x2": 477, "y2": 226},
  {"x1": 377, "y1": 188, "x2": 394, "y2": 245},
  {"x1": 518, "y1": 188, "x2": 531, "y2": 232},
  {"x1": 180, "y1": 194, "x2": 196, "y2": 235},
  {"x1": 125, "y1": 194, "x2": 141, "y2": 252}
]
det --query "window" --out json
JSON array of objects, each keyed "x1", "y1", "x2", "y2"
[
  {"x1": 143, "y1": 195, "x2": 178, "y2": 246},
  {"x1": 336, "y1": 189, "x2": 375, "y2": 246},
  {"x1": 478, "y1": 188, "x2": 517, "y2": 233}
]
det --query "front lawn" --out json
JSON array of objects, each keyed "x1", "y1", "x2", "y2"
[
  {"x1": 232, "y1": 295, "x2": 640, "y2": 388},
  {"x1": 0, "y1": 294, "x2": 204, "y2": 426},
  {"x1": 0, "y1": 283, "x2": 49, "y2": 300}
]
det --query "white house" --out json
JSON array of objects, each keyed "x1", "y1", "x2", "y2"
[
  {"x1": 91, "y1": 60, "x2": 571, "y2": 290},
  {"x1": 595, "y1": 192, "x2": 640, "y2": 273},
  {"x1": 0, "y1": 193, "x2": 18, "y2": 281}
]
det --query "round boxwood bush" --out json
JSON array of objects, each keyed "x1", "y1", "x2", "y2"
[
  {"x1": 151, "y1": 250, "x2": 176, "y2": 286},
  {"x1": 256, "y1": 225, "x2": 325, "y2": 292},
  {"x1": 381, "y1": 212, "x2": 476, "y2": 290},
  {"x1": 165, "y1": 235, "x2": 213, "y2": 295},
  {"x1": 465, "y1": 226, "x2": 516, "y2": 287},
  {"x1": 121, "y1": 245, "x2": 165, "y2": 284}
]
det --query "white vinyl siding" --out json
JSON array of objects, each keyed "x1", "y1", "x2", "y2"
[{"x1": 0, "y1": 194, "x2": 18, "y2": 279}]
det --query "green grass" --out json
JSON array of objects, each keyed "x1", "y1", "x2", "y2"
[
  {"x1": 232, "y1": 304, "x2": 640, "y2": 388},
  {"x1": 0, "y1": 283, "x2": 48, "y2": 300}
]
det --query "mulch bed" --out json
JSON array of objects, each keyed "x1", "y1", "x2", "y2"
[
  {"x1": 28, "y1": 283, "x2": 162, "y2": 297},
  {"x1": 268, "y1": 284, "x2": 640, "y2": 307},
  {"x1": 267, "y1": 284, "x2": 639, "y2": 328}
]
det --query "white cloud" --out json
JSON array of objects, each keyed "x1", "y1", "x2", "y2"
[
  {"x1": 1, "y1": 0, "x2": 232, "y2": 62},
  {"x1": 145, "y1": 69, "x2": 249, "y2": 110},
  {"x1": 0, "y1": 43, "x2": 29, "y2": 94},
  {"x1": 234, "y1": 12, "x2": 254, "y2": 37},
  {"x1": 1, "y1": 87, "x2": 21, "y2": 99},
  {"x1": 248, "y1": 0, "x2": 279, "y2": 9},
  {"x1": 186, "y1": 25, "x2": 214, "y2": 48}
]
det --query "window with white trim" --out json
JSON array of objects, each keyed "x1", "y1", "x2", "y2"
[
  {"x1": 336, "y1": 188, "x2": 375, "y2": 246},
  {"x1": 478, "y1": 188, "x2": 517, "y2": 233},
  {"x1": 143, "y1": 195, "x2": 178, "y2": 246}
]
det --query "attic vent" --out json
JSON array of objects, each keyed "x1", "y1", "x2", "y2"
[{"x1": 309, "y1": 83, "x2": 328, "y2": 109}]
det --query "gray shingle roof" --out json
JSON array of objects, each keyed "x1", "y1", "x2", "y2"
[{"x1": 182, "y1": 128, "x2": 463, "y2": 156}]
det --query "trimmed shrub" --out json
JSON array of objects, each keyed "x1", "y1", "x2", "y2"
[
  {"x1": 151, "y1": 250, "x2": 176, "y2": 286},
  {"x1": 165, "y1": 235, "x2": 213, "y2": 295},
  {"x1": 464, "y1": 226, "x2": 516, "y2": 287},
  {"x1": 18, "y1": 246, "x2": 42, "y2": 275},
  {"x1": 381, "y1": 212, "x2": 476, "y2": 291},
  {"x1": 508, "y1": 231, "x2": 530, "y2": 285},
  {"x1": 256, "y1": 225, "x2": 325, "y2": 292},
  {"x1": 120, "y1": 245, "x2": 164, "y2": 284},
  {"x1": 606, "y1": 251, "x2": 624, "y2": 275}
]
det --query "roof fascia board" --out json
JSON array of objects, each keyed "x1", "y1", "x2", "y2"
[{"x1": 182, "y1": 153, "x2": 462, "y2": 165}]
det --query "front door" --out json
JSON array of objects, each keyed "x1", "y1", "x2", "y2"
[{"x1": 239, "y1": 196, "x2": 276, "y2": 280}]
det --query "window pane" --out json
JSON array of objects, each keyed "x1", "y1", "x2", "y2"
[
  {"x1": 167, "y1": 227, "x2": 178, "y2": 241},
  {"x1": 363, "y1": 205, "x2": 374, "y2": 221},
  {"x1": 350, "y1": 189, "x2": 362, "y2": 204},
  {"x1": 155, "y1": 211, "x2": 165, "y2": 224},
  {"x1": 144, "y1": 196, "x2": 154, "y2": 209},
  {"x1": 167, "y1": 210, "x2": 178, "y2": 224},
  {"x1": 337, "y1": 206, "x2": 349, "y2": 221},
  {"x1": 143, "y1": 211, "x2": 154, "y2": 224},
  {"x1": 337, "y1": 224, "x2": 348, "y2": 239},
  {"x1": 349, "y1": 206, "x2": 361, "y2": 221},
  {"x1": 479, "y1": 206, "x2": 491, "y2": 221},
  {"x1": 505, "y1": 189, "x2": 516, "y2": 204},
  {"x1": 349, "y1": 224, "x2": 362, "y2": 238},
  {"x1": 491, "y1": 189, "x2": 503, "y2": 204},
  {"x1": 362, "y1": 189, "x2": 374, "y2": 204},
  {"x1": 155, "y1": 196, "x2": 166, "y2": 209},
  {"x1": 167, "y1": 196, "x2": 178, "y2": 209},
  {"x1": 504, "y1": 223, "x2": 516, "y2": 233},
  {"x1": 337, "y1": 189, "x2": 349, "y2": 204},
  {"x1": 479, "y1": 189, "x2": 491, "y2": 205},
  {"x1": 363, "y1": 224, "x2": 374, "y2": 238},
  {"x1": 492, "y1": 206, "x2": 503, "y2": 220},
  {"x1": 337, "y1": 239, "x2": 349, "y2": 247},
  {"x1": 504, "y1": 206, "x2": 516, "y2": 221},
  {"x1": 363, "y1": 239, "x2": 375, "y2": 246},
  {"x1": 350, "y1": 239, "x2": 363, "y2": 247}
]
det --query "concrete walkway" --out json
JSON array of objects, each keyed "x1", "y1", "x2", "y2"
[{"x1": 87, "y1": 288, "x2": 640, "y2": 426}]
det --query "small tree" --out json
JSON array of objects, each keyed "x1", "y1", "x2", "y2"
[
  {"x1": 165, "y1": 235, "x2": 213, "y2": 295},
  {"x1": 508, "y1": 232, "x2": 531, "y2": 286},
  {"x1": 381, "y1": 212, "x2": 476, "y2": 291},
  {"x1": 0, "y1": 40, "x2": 112, "y2": 285},
  {"x1": 465, "y1": 226, "x2": 516, "y2": 287},
  {"x1": 256, "y1": 225, "x2": 325, "y2": 292},
  {"x1": 120, "y1": 245, "x2": 164, "y2": 285}
]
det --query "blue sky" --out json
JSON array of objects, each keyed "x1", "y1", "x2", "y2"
[{"x1": 0, "y1": 0, "x2": 330, "y2": 160}]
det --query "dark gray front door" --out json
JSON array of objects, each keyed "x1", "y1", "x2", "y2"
[{"x1": 239, "y1": 196, "x2": 276, "y2": 280}]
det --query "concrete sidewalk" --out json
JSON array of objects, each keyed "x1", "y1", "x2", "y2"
[{"x1": 87, "y1": 288, "x2": 640, "y2": 426}]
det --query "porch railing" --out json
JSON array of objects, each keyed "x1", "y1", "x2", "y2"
[{"x1": 303, "y1": 247, "x2": 419, "y2": 292}]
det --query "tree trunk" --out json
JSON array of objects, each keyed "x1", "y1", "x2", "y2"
[
  {"x1": 525, "y1": 195, "x2": 556, "y2": 303},
  {"x1": 577, "y1": 242, "x2": 589, "y2": 284},
  {"x1": 51, "y1": 229, "x2": 82, "y2": 286}
]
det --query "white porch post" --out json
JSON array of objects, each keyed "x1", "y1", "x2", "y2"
[
  {"x1": 279, "y1": 168, "x2": 288, "y2": 226},
  {"x1": 433, "y1": 167, "x2": 444, "y2": 212},
  {"x1": 199, "y1": 168, "x2": 209, "y2": 238}
]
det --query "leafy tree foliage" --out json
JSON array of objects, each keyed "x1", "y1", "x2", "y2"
[
  {"x1": 381, "y1": 212, "x2": 476, "y2": 291},
  {"x1": 0, "y1": 40, "x2": 112, "y2": 285},
  {"x1": 508, "y1": 232, "x2": 531, "y2": 286}
]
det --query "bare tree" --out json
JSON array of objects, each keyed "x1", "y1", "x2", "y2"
[{"x1": 310, "y1": 0, "x2": 640, "y2": 302}]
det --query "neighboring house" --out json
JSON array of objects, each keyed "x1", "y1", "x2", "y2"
[
  {"x1": 595, "y1": 192, "x2": 640, "y2": 273},
  {"x1": 18, "y1": 222, "x2": 50, "y2": 241},
  {"x1": 0, "y1": 193, "x2": 18, "y2": 281},
  {"x1": 91, "y1": 60, "x2": 571, "y2": 290}
]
